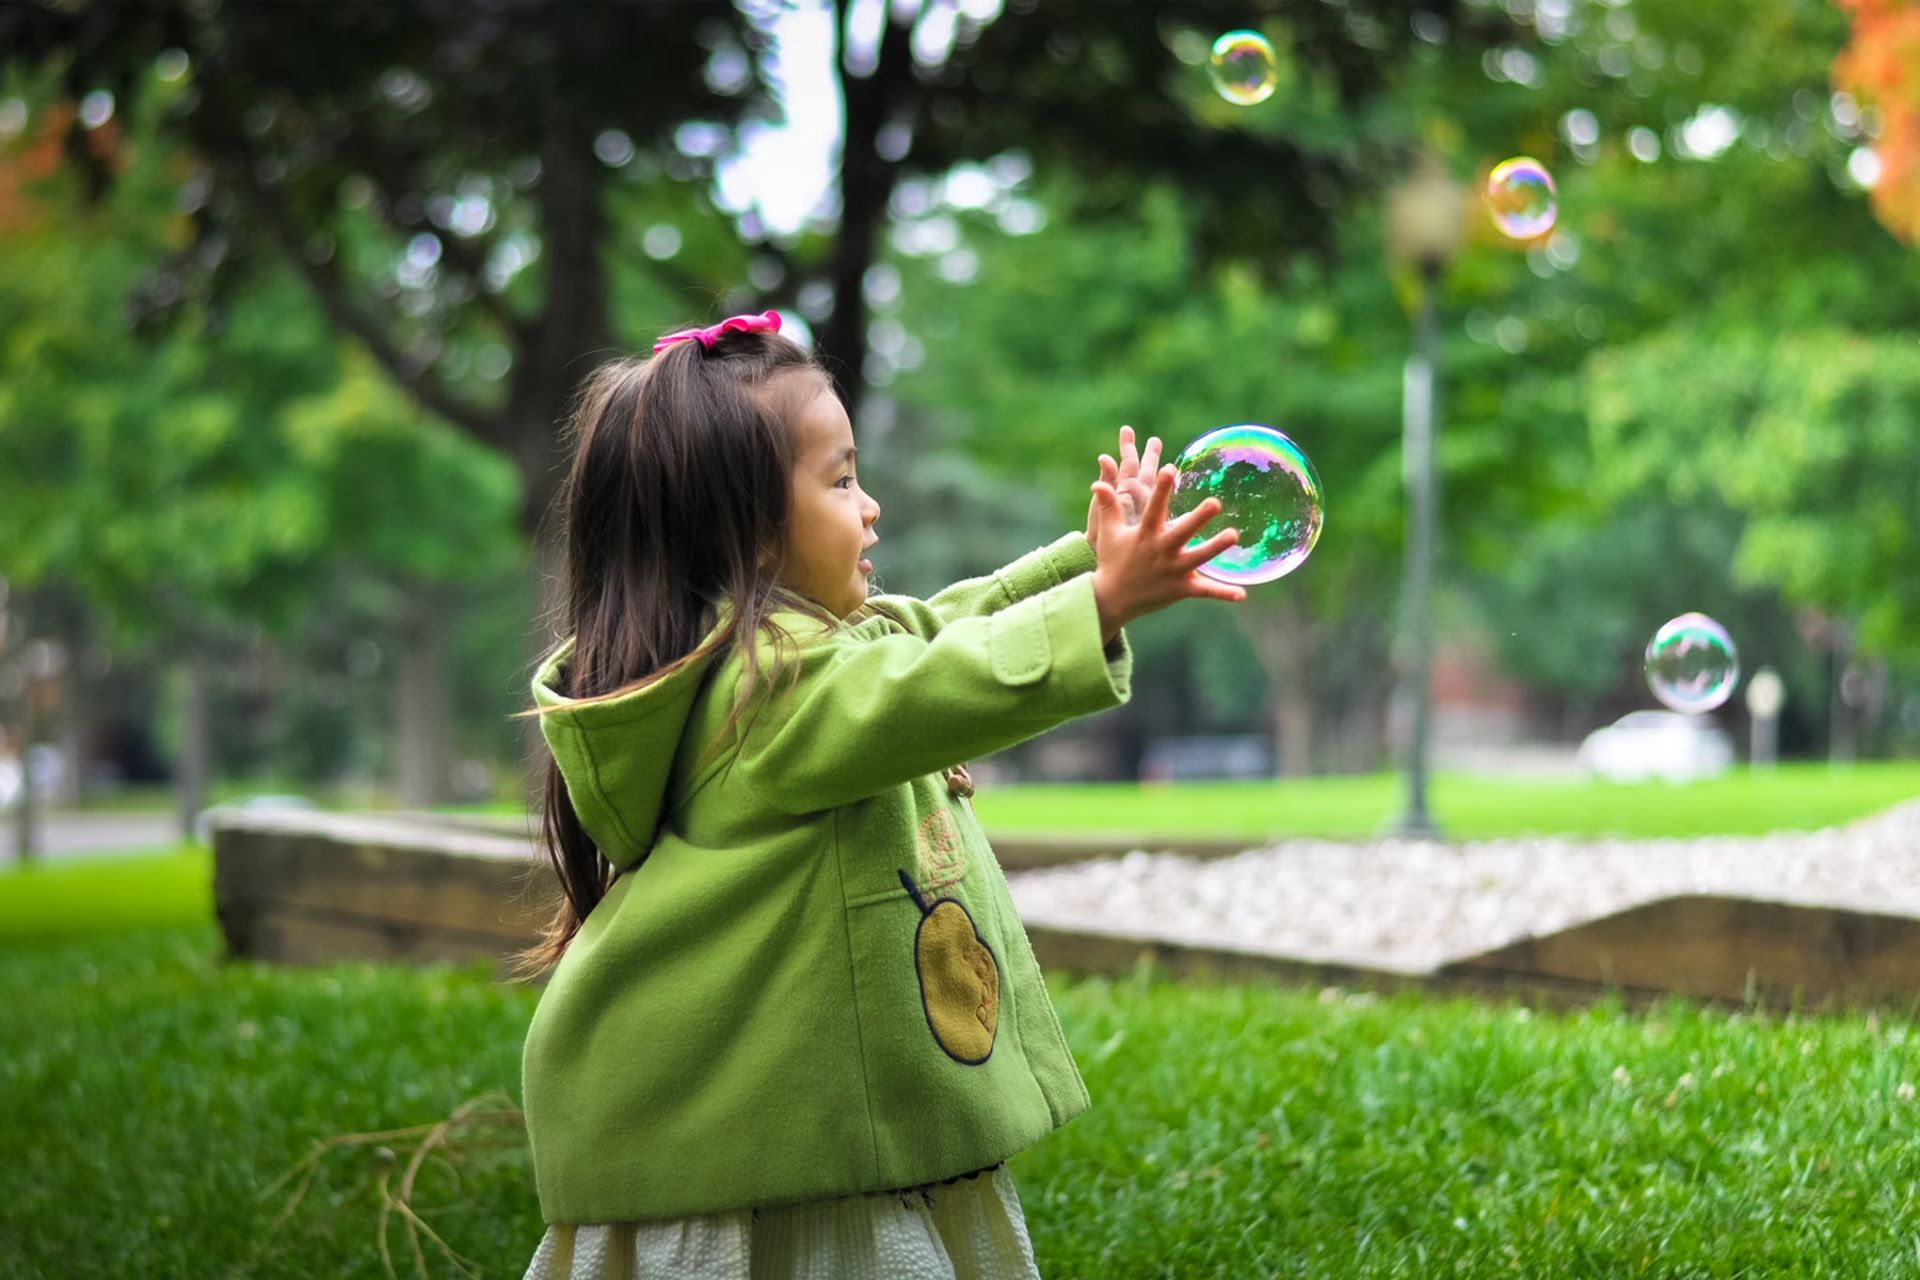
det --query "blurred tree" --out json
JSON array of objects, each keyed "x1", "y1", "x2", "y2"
[
  {"x1": 0, "y1": 90, "x2": 519, "y2": 831},
  {"x1": 12, "y1": 0, "x2": 1914, "y2": 789},
  {"x1": 880, "y1": 181, "x2": 1409, "y2": 773},
  {"x1": 0, "y1": 0, "x2": 1501, "y2": 793},
  {"x1": 875, "y1": 0, "x2": 1919, "y2": 769},
  {"x1": 1444, "y1": 0, "x2": 1920, "y2": 750},
  {"x1": 0, "y1": 0, "x2": 750, "y2": 547},
  {"x1": 1588, "y1": 329, "x2": 1920, "y2": 668},
  {"x1": 0, "y1": 0, "x2": 1483, "y2": 542}
]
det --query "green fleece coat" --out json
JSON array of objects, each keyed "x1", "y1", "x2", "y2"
[{"x1": 520, "y1": 531, "x2": 1132, "y2": 1225}]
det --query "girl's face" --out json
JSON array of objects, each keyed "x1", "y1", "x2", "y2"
[{"x1": 775, "y1": 383, "x2": 880, "y2": 619}]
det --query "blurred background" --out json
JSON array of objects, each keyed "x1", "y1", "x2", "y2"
[{"x1": 0, "y1": 0, "x2": 1915, "y2": 852}]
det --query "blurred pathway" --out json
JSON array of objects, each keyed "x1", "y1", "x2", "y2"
[{"x1": 4, "y1": 810, "x2": 178, "y2": 866}]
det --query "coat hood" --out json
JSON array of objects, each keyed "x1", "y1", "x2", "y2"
[{"x1": 529, "y1": 600, "x2": 837, "y2": 872}]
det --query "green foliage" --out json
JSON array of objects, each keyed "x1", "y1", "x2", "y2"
[
  {"x1": 1465, "y1": 498, "x2": 1825, "y2": 708},
  {"x1": 6, "y1": 0, "x2": 1920, "y2": 774},
  {"x1": 875, "y1": 0, "x2": 1919, "y2": 733},
  {"x1": 892, "y1": 183, "x2": 1410, "y2": 630},
  {"x1": 1590, "y1": 329, "x2": 1920, "y2": 664},
  {"x1": 279, "y1": 352, "x2": 522, "y2": 582},
  {"x1": 0, "y1": 90, "x2": 522, "y2": 654}
]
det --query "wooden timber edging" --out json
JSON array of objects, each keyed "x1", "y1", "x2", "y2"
[
  {"x1": 1019, "y1": 921, "x2": 1684, "y2": 1014},
  {"x1": 1440, "y1": 894, "x2": 1920, "y2": 1012},
  {"x1": 209, "y1": 810, "x2": 1920, "y2": 1013},
  {"x1": 209, "y1": 808, "x2": 555, "y2": 984},
  {"x1": 204, "y1": 811, "x2": 1237, "y2": 983},
  {"x1": 1026, "y1": 893, "x2": 1920, "y2": 1014}
]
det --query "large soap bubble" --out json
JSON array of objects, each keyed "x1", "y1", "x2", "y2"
[
  {"x1": 1167, "y1": 424, "x2": 1324, "y2": 586},
  {"x1": 1645, "y1": 613, "x2": 1740, "y2": 713},
  {"x1": 1208, "y1": 30, "x2": 1278, "y2": 106}
]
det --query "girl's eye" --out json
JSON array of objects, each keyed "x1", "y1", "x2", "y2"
[{"x1": 837, "y1": 475, "x2": 855, "y2": 490}]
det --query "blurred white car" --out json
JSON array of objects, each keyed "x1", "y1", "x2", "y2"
[{"x1": 1577, "y1": 710, "x2": 1734, "y2": 783}]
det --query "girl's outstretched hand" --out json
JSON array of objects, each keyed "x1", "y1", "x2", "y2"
[
  {"x1": 1088, "y1": 463, "x2": 1246, "y2": 645},
  {"x1": 1085, "y1": 425, "x2": 1160, "y2": 553}
]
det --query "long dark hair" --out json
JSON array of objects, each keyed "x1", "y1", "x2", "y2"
[{"x1": 504, "y1": 326, "x2": 847, "y2": 984}]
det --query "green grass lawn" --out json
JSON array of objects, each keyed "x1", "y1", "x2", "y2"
[
  {"x1": 49, "y1": 760, "x2": 1920, "y2": 845},
  {"x1": 966, "y1": 761, "x2": 1920, "y2": 841},
  {"x1": 5, "y1": 768, "x2": 1917, "y2": 1274},
  {"x1": 6, "y1": 923, "x2": 1920, "y2": 1278},
  {"x1": 0, "y1": 846, "x2": 211, "y2": 944}
]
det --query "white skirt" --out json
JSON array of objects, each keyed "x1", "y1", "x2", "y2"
[{"x1": 520, "y1": 1163, "x2": 1043, "y2": 1280}]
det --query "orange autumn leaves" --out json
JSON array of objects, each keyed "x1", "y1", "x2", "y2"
[{"x1": 1835, "y1": 0, "x2": 1920, "y2": 243}]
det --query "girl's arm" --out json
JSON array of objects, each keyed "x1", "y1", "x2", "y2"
[
  {"x1": 732, "y1": 573, "x2": 1128, "y2": 813},
  {"x1": 869, "y1": 532, "x2": 1096, "y2": 642}
]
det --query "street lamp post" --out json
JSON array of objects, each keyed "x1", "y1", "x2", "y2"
[{"x1": 1385, "y1": 154, "x2": 1465, "y2": 841}]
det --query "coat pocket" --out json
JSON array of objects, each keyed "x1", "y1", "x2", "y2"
[{"x1": 986, "y1": 604, "x2": 1052, "y2": 687}]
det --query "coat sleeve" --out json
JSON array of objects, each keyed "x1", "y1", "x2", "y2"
[
  {"x1": 868, "y1": 532, "x2": 1098, "y2": 642},
  {"x1": 732, "y1": 573, "x2": 1131, "y2": 813}
]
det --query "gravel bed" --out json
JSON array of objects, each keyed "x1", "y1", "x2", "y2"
[{"x1": 1003, "y1": 799, "x2": 1920, "y2": 976}]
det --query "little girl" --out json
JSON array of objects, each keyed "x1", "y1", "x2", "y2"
[{"x1": 510, "y1": 309, "x2": 1243, "y2": 1279}]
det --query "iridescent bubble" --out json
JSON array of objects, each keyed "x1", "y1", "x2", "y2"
[
  {"x1": 1167, "y1": 424, "x2": 1324, "y2": 586},
  {"x1": 1208, "y1": 30, "x2": 1278, "y2": 107},
  {"x1": 1644, "y1": 613, "x2": 1740, "y2": 714},
  {"x1": 1486, "y1": 156, "x2": 1558, "y2": 239}
]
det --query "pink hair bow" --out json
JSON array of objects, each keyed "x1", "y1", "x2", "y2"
[{"x1": 651, "y1": 310, "x2": 783, "y2": 354}]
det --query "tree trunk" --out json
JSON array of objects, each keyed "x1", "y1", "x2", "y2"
[
  {"x1": 1828, "y1": 626, "x2": 1856, "y2": 765},
  {"x1": 393, "y1": 577, "x2": 454, "y2": 810},
  {"x1": 1325, "y1": 615, "x2": 1391, "y2": 773},
  {"x1": 496, "y1": 75, "x2": 612, "y2": 817},
  {"x1": 1247, "y1": 594, "x2": 1319, "y2": 777},
  {"x1": 175, "y1": 648, "x2": 211, "y2": 845},
  {"x1": 54, "y1": 657, "x2": 87, "y2": 808},
  {"x1": 10, "y1": 687, "x2": 40, "y2": 865},
  {"x1": 10, "y1": 651, "x2": 65, "y2": 861},
  {"x1": 518, "y1": 528, "x2": 570, "y2": 812},
  {"x1": 509, "y1": 122, "x2": 612, "y2": 541},
  {"x1": 5, "y1": 590, "x2": 52, "y2": 864},
  {"x1": 1348, "y1": 664, "x2": 1391, "y2": 773},
  {"x1": 819, "y1": 0, "x2": 917, "y2": 413}
]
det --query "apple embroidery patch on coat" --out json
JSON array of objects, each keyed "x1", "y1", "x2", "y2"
[{"x1": 896, "y1": 867, "x2": 1001, "y2": 1065}]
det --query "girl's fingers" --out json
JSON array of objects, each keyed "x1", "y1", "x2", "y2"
[
  {"x1": 1188, "y1": 576, "x2": 1248, "y2": 604},
  {"x1": 1143, "y1": 436, "x2": 1162, "y2": 474},
  {"x1": 1119, "y1": 427, "x2": 1139, "y2": 477},
  {"x1": 1142, "y1": 463, "x2": 1178, "y2": 530},
  {"x1": 1167, "y1": 494, "x2": 1226, "y2": 540},
  {"x1": 1177, "y1": 527, "x2": 1240, "y2": 570},
  {"x1": 1099, "y1": 454, "x2": 1116, "y2": 484}
]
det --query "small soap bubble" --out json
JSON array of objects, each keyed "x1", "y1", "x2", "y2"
[
  {"x1": 1208, "y1": 30, "x2": 1278, "y2": 106},
  {"x1": 1486, "y1": 156, "x2": 1558, "y2": 239},
  {"x1": 1168, "y1": 424, "x2": 1324, "y2": 586},
  {"x1": 1645, "y1": 613, "x2": 1740, "y2": 713}
]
